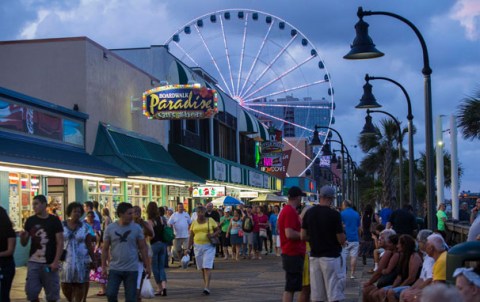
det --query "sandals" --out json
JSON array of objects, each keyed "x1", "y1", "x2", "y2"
[{"x1": 96, "y1": 291, "x2": 106, "y2": 296}]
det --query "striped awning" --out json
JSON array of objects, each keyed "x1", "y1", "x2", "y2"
[{"x1": 238, "y1": 109, "x2": 269, "y2": 141}]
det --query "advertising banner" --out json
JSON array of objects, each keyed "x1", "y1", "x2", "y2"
[
  {"x1": 143, "y1": 84, "x2": 218, "y2": 120},
  {"x1": 260, "y1": 150, "x2": 292, "y2": 179}
]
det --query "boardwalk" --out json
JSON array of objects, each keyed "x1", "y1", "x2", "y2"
[{"x1": 10, "y1": 255, "x2": 372, "y2": 301}]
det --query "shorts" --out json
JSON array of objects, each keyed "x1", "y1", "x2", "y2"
[
  {"x1": 273, "y1": 235, "x2": 280, "y2": 248},
  {"x1": 194, "y1": 243, "x2": 216, "y2": 270},
  {"x1": 282, "y1": 254, "x2": 304, "y2": 292},
  {"x1": 385, "y1": 285, "x2": 411, "y2": 299},
  {"x1": 172, "y1": 237, "x2": 188, "y2": 258},
  {"x1": 243, "y1": 232, "x2": 254, "y2": 245},
  {"x1": 26, "y1": 261, "x2": 60, "y2": 301},
  {"x1": 342, "y1": 241, "x2": 359, "y2": 258},
  {"x1": 309, "y1": 256, "x2": 345, "y2": 302}
]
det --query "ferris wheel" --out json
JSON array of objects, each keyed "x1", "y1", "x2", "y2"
[{"x1": 164, "y1": 9, "x2": 335, "y2": 176}]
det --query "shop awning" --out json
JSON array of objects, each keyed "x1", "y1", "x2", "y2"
[
  {"x1": 0, "y1": 134, "x2": 125, "y2": 177},
  {"x1": 238, "y1": 109, "x2": 269, "y2": 141},
  {"x1": 93, "y1": 123, "x2": 204, "y2": 183}
]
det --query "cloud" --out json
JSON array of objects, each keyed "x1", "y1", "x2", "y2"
[
  {"x1": 17, "y1": 0, "x2": 171, "y2": 47},
  {"x1": 449, "y1": 0, "x2": 480, "y2": 40}
]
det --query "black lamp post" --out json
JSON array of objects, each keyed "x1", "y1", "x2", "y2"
[
  {"x1": 345, "y1": 6, "x2": 434, "y2": 227},
  {"x1": 362, "y1": 109, "x2": 404, "y2": 208},
  {"x1": 358, "y1": 74, "x2": 416, "y2": 212},
  {"x1": 311, "y1": 125, "x2": 346, "y2": 204}
]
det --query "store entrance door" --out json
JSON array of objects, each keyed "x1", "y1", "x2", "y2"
[{"x1": 47, "y1": 177, "x2": 67, "y2": 219}]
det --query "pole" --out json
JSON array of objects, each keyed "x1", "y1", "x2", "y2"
[
  {"x1": 366, "y1": 75, "x2": 416, "y2": 212},
  {"x1": 436, "y1": 116, "x2": 444, "y2": 208},
  {"x1": 358, "y1": 7, "x2": 435, "y2": 228},
  {"x1": 315, "y1": 126, "x2": 346, "y2": 204},
  {"x1": 450, "y1": 115, "x2": 459, "y2": 220}
]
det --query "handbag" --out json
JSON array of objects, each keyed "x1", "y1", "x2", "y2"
[
  {"x1": 207, "y1": 219, "x2": 220, "y2": 246},
  {"x1": 259, "y1": 228, "x2": 267, "y2": 238}
]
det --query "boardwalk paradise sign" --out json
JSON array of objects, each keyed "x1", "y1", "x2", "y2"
[{"x1": 143, "y1": 84, "x2": 218, "y2": 120}]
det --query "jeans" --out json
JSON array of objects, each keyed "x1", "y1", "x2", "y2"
[
  {"x1": 151, "y1": 241, "x2": 167, "y2": 283},
  {"x1": 1, "y1": 259, "x2": 15, "y2": 302},
  {"x1": 106, "y1": 270, "x2": 138, "y2": 302}
]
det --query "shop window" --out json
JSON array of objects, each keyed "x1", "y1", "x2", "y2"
[
  {"x1": 88, "y1": 180, "x2": 123, "y2": 218},
  {"x1": 8, "y1": 173, "x2": 42, "y2": 230}
]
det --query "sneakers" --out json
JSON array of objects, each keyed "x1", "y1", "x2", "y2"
[
  {"x1": 202, "y1": 288, "x2": 210, "y2": 295},
  {"x1": 350, "y1": 275, "x2": 355, "y2": 279}
]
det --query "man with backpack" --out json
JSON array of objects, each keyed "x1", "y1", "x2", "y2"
[{"x1": 241, "y1": 206, "x2": 254, "y2": 259}]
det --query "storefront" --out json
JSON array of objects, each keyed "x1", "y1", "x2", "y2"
[
  {"x1": 91, "y1": 122, "x2": 204, "y2": 213},
  {"x1": 169, "y1": 143, "x2": 282, "y2": 206},
  {"x1": 0, "y1": 87, "x2": 127, "y2": 265}
]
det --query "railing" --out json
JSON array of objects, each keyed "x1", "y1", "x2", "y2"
[{"x1": 445, "y1": 221, "x2": 470, "y2": 245}]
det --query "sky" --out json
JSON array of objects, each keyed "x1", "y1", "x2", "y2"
[{"x1": 0, "y1": 0, "x2": 479, "y2": 195}]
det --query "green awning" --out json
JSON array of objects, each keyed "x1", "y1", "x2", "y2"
[
  {"x1": 238, "y1": 109, "x2": 269, "y2": 141},
  {"x1": 93, "y1": 123, "x2": 204, "y2": 183}
]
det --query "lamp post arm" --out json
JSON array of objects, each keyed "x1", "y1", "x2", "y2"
[
  {"x1": 366, "y1": 75, "x2": 414, "y2": 121},
  {"x1": 367, "y1": 109, "x2": 402, "y2": 142},
  {"x1": 358, "y1": 7, "x2": 432, "y2": 76}
]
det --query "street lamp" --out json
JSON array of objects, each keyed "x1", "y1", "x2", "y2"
[
  {"x1": 362, "y1": 109, "x2": 404, "y2": 209},
  {"x1": 311, "y1": 125, "x2": 346, "y2": 203},
  {"x1": 330, "y1": 141, "x2": 353, "y2": 200},
  {"x1": 345, "y1": 6, "x2": 435, "y2": 228},
  {"x1": 358, "y1": 74, "x2": 416, "y2": 213}
]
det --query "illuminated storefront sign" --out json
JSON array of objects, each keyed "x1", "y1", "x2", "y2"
[
  {"x1": 239, "y1": 191, "x2": 259, "y2": 198},
  {"x1": 143, "y1": 84, "x2": 218, "y2": 120},
  {"x1": 192, "y1": 186, "x2": 225, "y2": 198}
]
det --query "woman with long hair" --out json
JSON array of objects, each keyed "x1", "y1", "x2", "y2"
[
  {"x1": 60, "y1": 202, "x2": 95, "y2": 302},
  {"x1": 146, "y1": 202, "x2": 168, "y2": 296},
  {"x1": 374, "y1": 235, "x2": 423, "y2": 302},
  {"x1": 0, "y1": 206, "x2": 16, "y2": 302},
  {"x1": 187, "y1": 206, "x2": 220, "y2": 295}
]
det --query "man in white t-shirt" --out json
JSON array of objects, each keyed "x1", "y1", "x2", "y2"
[{"x1": 168, "y1": 203, "x2": 192, "y2": 263}]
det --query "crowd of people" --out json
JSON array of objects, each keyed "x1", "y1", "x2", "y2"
[
  {"x1": 0, "y1": 195, "x2": 285, "y2": 302},
  {"x1": 0, "y1": 192, "x2": 479, "y2": 301},
  {"x1": 277, "y1": 186, "x2": 480, "y2": 302}
]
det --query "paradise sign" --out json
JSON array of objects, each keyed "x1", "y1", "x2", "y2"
[{"x1": 143, "y1": 84, "x2": 218, "y2": 120}]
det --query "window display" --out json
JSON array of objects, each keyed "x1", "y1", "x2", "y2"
[{"x1": 8, "y1": 173, "x2": 42, "y2": 230}]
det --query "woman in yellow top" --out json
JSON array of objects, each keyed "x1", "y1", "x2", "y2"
[{"x1": 187, "y1": 206, "x2": 220, "y2": 296}]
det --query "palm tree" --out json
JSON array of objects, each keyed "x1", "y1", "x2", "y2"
[
  {"x1": 358, "y1": 118, "x2": 405, "y2": 208},
  {"x1": 457, "y1": 89, "x2": 480, "y2": 140}
]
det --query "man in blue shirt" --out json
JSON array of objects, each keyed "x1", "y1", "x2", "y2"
[
  {"x1": 341, "y1": 200, "x2": 360, "y2": 279},
  {"x1": 379, "y1": 200, "x2": 393, "y2": 226}
]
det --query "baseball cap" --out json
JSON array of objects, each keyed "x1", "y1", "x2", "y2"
[
  {"x1": 319, "y1": 185, "x2": 335, "y2": 198},
  {"x1": 288, "y1": 186, "x2": 306, "y2": 198}
]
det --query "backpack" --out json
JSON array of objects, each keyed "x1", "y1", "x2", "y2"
[{"x1": 242, "y1": 216, "x2": 253, "y2": 232}]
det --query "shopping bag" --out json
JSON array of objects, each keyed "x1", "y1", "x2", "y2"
[
  {"x1": 181, "y1": 254, "x2": 190, "y2": 269},
  {"x1": 140, "y1": 277, "x2": 155, "y2": 299},
  {"x1": 259, "y1": 228, "x2": 268, "y2": 238}
]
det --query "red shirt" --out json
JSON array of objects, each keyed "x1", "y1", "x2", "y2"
[{"x1": 278, "y1": 204, "x2": 306, "y2": 256}]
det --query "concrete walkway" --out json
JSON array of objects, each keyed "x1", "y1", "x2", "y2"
[{"x1": 10, "y1": 254, "x2": 373, "y2": 301}]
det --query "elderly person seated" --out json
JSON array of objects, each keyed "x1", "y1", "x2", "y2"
[
  {"x1": 425, "y1": 234, "x2": 448, "y2": 283},
  {"x1": 454, "y1": 267, "x2": 480, "y2": 302}
]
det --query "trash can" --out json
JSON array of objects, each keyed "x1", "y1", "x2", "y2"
[{"x1": 446, "y1": 241, "x2": 480, "y2": 284}]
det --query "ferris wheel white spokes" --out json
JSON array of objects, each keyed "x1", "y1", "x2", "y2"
[{"x1": 165, "y1": 9, "x2": 335, "y2": 176}]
